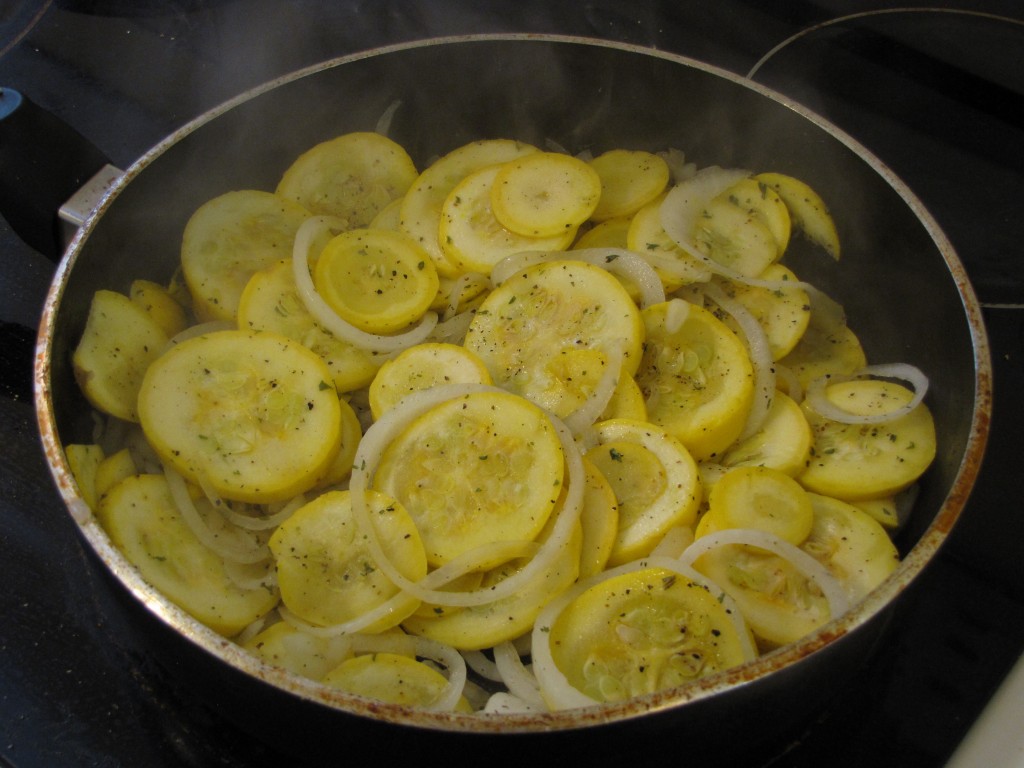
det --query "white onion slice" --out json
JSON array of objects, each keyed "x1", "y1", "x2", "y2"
[
  {"x1": 220, "y1": 493, "x2": 306, "y2": 532},
  {"x1": 164, "y1": 465, "x2": 271, "y2": 565},
  {"x1": 804, "y1": 363, "x2": 930, "y2": 425},
  {"x1": 701, "y1": 281, "x2": 776, "y2": 440},
  {"x1": 345, "y1": 633, "x2": 468, "y2": 713},
  {"x1": 428, "y1": 308, "x2": 476, "y2": 345},
  {"x1": 291, "y1": 216, "x2": 439, "y2": 353},
  {"x1": 659, "y1": 166, "x2": 754, "y2": 282},
  {"x1": 658, "y1": 147, "x2": 696, "y2": 184},
  {"x1": 348, "y1": 383, "x2": 586, "y2": 608},
  {"x1": 442, "y1": 272, "x2": 489, "y2": 320},
  {"x1": 224, "y1": 559, "x2": 278, "y2": 591},
  {"x1": 493, "y1": 641, "x2": 546, "y2": 710},
  {"x1": 418, "y1": 540, "x2": 541, "y2": 591},
  {"x1": 542, "y1": 137, "x2": 571, "y2": 155},
  {"x1": 663, "y1": 297, "x2": 691, "y2": 334},
  {"x1": 461, "y1": 650, "x2": 502, "y2": 682},
  {"x1": 234, "y1": 612, "x2": 274, "y2": 646},
  {"x1": 483, "y1": 692, "x2": 544, "y2": 714},
  {"x1": 488, "y1": 250, "x2": 553, "y2": 285},
  {"x1": 677, "y1": 528, "x2": 851, "y2": 619},
  {"x1": 562, "y1": 248, "x2": 667, "y2": 308},
  {"x1": 491, "y1": 249, "x2": 666, "y2": 309},
  {"x1": 374, "y1": 99, "x2": 402, "y2": 137}
]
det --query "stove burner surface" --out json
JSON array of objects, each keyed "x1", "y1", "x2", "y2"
[
  {"x1": 0, "y1": 1, "x2": 52, "y2": 58},
  {"x1": 749, "y1": 9, "x2": 1024, "y2": 306}
]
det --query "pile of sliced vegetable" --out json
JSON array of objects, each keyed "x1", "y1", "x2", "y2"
[{"x1": 66, "y1": 129, "x2": 936, "y2": 714}]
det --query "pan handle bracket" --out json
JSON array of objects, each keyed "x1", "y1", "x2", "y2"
[{"x1": 58, "y1": 163, "x2": 125, "y2": 247}]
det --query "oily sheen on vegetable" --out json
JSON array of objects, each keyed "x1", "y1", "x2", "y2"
[{"x1": 66, "y1": 131, "x2": 937, "y2": 714}]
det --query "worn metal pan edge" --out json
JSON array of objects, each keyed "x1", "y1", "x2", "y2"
[{"x1": 32, "y1": 32, "x2": 992, "y2": 741}]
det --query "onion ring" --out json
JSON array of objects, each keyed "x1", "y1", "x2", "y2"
[
  {"x1": 700, "y1": 281, "x2": 776, "y2": 440},
  {"x1": 292, "y1": 216, "x2": 438, "y2": 353},
  {"x1": 491, "y1": 248, "x2": 666, "y2": 308},
  {"x1": 804, "y1": 363, "x2": 930, "y2": 425},
  {"x1": 347, "y1": 633, "x2": 468, "y2": 713},
  {"x1": 347, "y1": 383, "x2": 586, "y2": 608},
  {"x1": 163, "y1": 465, "x2": 271, "y2": 565},
  {"x1": 677, "y1": 528, "x2": 850, "y2": 619},
  {"x1": 530, "y1": 555, "x2": 756, "y2": 710},
  {"x1": 493, "y1": 641, "x2": 545, "y2": 709}
]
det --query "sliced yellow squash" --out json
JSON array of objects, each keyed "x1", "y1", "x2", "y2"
[
  {"x1": 438, "y1": 164, "x2": 576, "y2": 275},
  {"x1": 692, "y1": 540, "x2": 831, "y2": 647},
  {"x1": 548, "y1": 565, "x2": 750, "y2": 703},
  {"x1": 721, "y1": 389, "x2": 812, "y2": 476},
  {"x1": 778, "y1": 321, "x2": 867, "y2": 393},
  {"x1": 276, "y1": 131, "x2": 417, "y2": 227},
  {"x1": 129, "y1": 279, "x2": 189, "y2": 338},
  {"x1": 400, "y1": 138, "x2": 539, "y2": 277},
  {"x1": 692, "y1": 190, "x2": 780, "y2": 277},
  {"x1": 137, "y1": 329, "x2": 341, "y2": 504},
  {"x1": 720, "y1": 177, "x2": 792, "y2": 254},
  {"x1": 237, "y1": 258, "x2": 384, "y2": 393},
  {"x1": 310, "y1": 394, "x2": 363, "y2": 489},
  {"x1": 374, "y1": 389, "x2": 564, "y2": 567},
  {"x1": 464, "y1": 259, "x2": 644, "y2": 412},
  {"x1": 269, "y1": 489, "x2": 425, "y2": 631},
  {"x1": 802, "y1": 493, "x2": 899, "y2": 602},
  {"x1": 490, "y1": 151, "x2": 602, "y2": 237},
  {"x1": 588, "y1": 148, "x2": 670, "y2": 221},
  {"x1": 180, "y1": 189, "x2": 313, "y2": 322},
  {"x1": 578, "y1": 458, "x2": 620, "y2": 579},
  {"x1": 368, "y1": 342, "x2": 492, "y2": 419},
  {"x1": 709, "y1": 263, "x2": 811, "y2": 361},
  {"x1": 626, "y1": 195, "x2": 713, "y2": 290},
  {"x1": 755, "y1": 172, "x2": 840, "y2": 259},
  {"x1": 322, "y1": 652, "x2": 472, "y2": 711},
  {"x1": 798, "y1": 379, "x2": 937, "y2": 501},
  {"x1": 313, "y1": 228, "x2": 439, "y2": 335},
  {"x1": 572, "y1": 215, "x2": 632, "y2": 250},
  {"x1": 99, "y1": 473, "x2": 278, "y2": 636},
  {"x1": 702, "y1": 465, "x2": 814, "y2": 546},
  {"x1": 243, "y1": 621, "x2": 355, "y2": 680},
  {"x1": 401, "y1": 521, "x2": 582, "y2": 651},
  {"x1": 94, "y1": 447, "x2": 138, "y2": 500},
  {"x1": 72, "y1": 289, "x2": 170, "y2": 423},
  {"x1": 636, "y1": 300, "x2": 754, "y2": 461},
  {"x1": 65, "y1": 443, "x2": 105, "y2": 511},
  {"x1": 584, "y1": 418, "x2": 701, "y2": 566}
]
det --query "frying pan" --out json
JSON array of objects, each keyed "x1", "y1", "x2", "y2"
[{"x1": 20, "y1": 34, "x2": 990, "y2": 764}]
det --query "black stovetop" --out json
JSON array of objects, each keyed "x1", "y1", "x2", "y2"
[{"x1": 2, "y1": 2, "x2": 1022, "y2": 766}]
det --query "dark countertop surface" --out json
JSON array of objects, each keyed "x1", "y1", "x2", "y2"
[{"x1": 2, "y1": 2, "x2": 1022, "y2": 766}]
